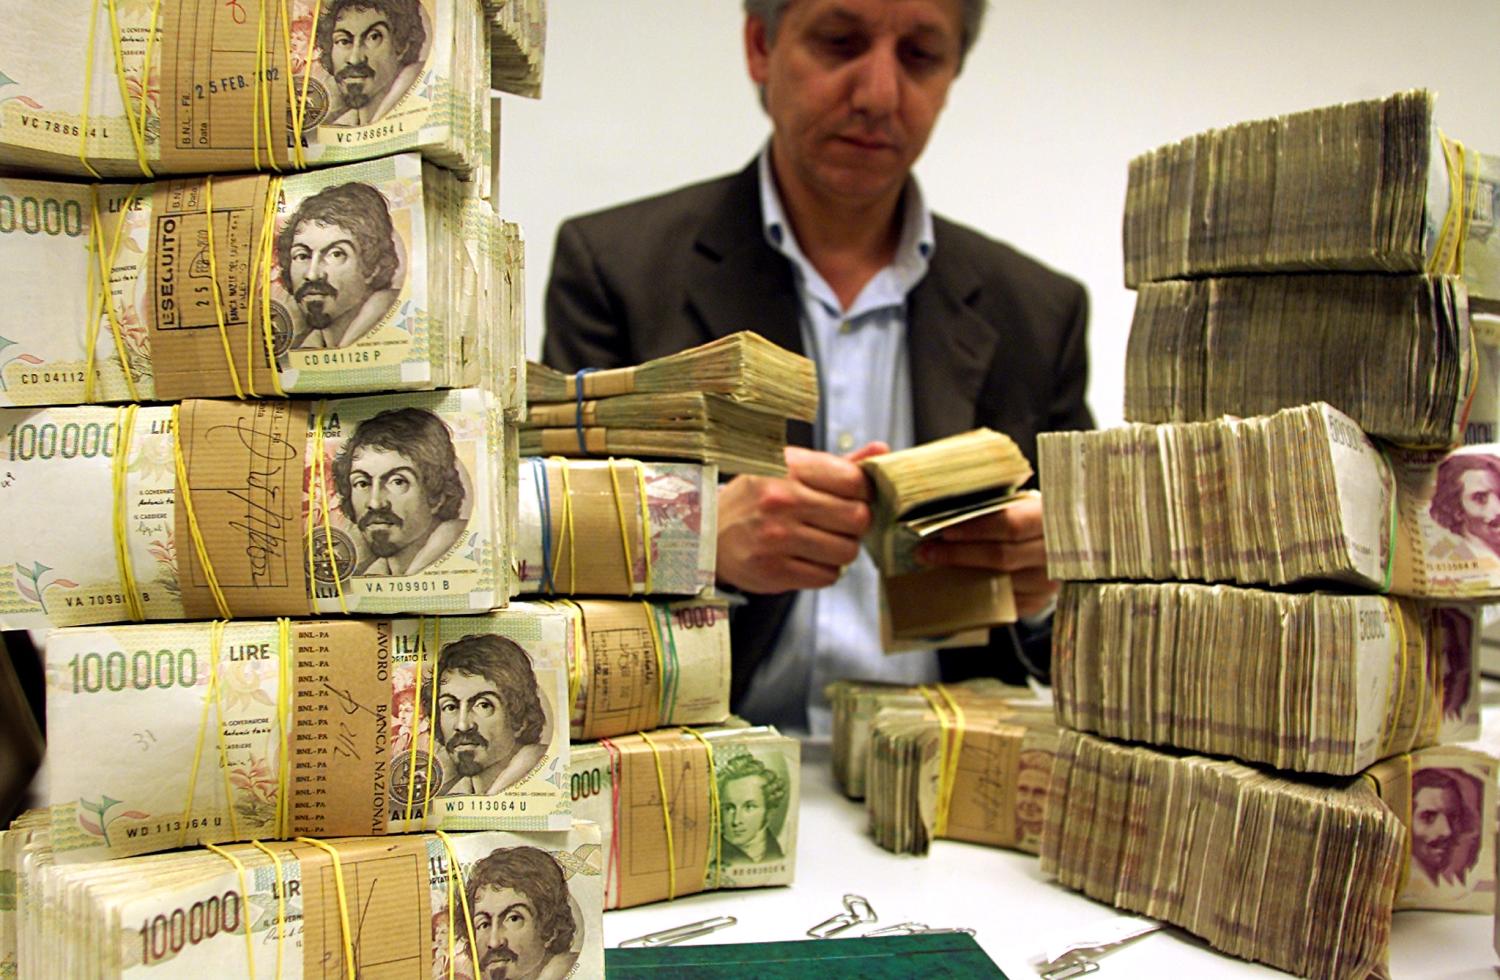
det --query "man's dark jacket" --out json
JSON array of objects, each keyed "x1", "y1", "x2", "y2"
[{"x1": 542, "y1": 160, "x2": 1094, "y2": 707}]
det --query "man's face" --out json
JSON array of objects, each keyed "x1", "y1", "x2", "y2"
[
  {"x1": 330, "y1": 4, "x2": 406, "y2": 109},
  {"x1": 348, "y1": 445, "x2": 439, "y2": 559},
  {"x1": 1412, "y1": 785, "x2": 1459, "y2": 875},
  {"x1": 722, "y1": 775, "x2": 769, "y2": 847},
  {"x1": 1458, "y1": 467, "x2": 1500, "y2": 546},
  {"x1": 473, "y1": 884, "x2": 549, "y2": 980},
  {"x1": 439, "y1": 669, "x2": 519, "y2": 780},
  {"x1": 288, "y1": 219, "x2": 371, "y2": 331},
  {"x1": 746, "y1": 0, "x2": 963, "y2": 208},
  {"x1": 1015, "y1": 766, "x2": 1049, "y2": 836}
]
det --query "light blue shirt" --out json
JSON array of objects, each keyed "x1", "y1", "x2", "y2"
[{"x1": 736, "y1": 146, "x2": 941, "y2": 737}]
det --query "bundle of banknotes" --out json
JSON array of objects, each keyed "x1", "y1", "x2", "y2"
[
  {"x1": 523, "y1": 332, "x2": 818, "y2": 475},
  {"x1": 43, "y1": 612, "x2": 579, "y2": 862},
  {"x1": 860, "y1": 428, "x2": 1032, "y2": 648},
  {"x1": 1122, "y1": 90, "x2": 1500, "y2": 301},
  {"x1": 545, "y1": 597, "x2": 730, "y2": 740},
  {"x1": 516, "y1": 458, "x2": 718, "y2": 596},
  {"x1": 1, "y1": 813, "x2": 604, "y2": 980},
  {"x1": 0, "y1": 389, "x2": 516, "y2": 628},
  {"x1": 1052, "y1": 581, "x2": 1479, "y2": 775},
  {"x1": 1040, "y1": 400, "x2": 1500, "y2": 598},
  {"x1": 487, "y1": 0, "x2": 546, "y2": 95},
  {"x1": 0, "y1": 0, "x2": 494, "y2": 177},
  {"x1": 569, "y1": 724, "x2": 799, "y2": 909},
  {"x1": 1124, "y1": 275, "x2": 1500, "y2": 446},
  {"x1": 0, "y1": 156, "x2": 523, "y2": 404},
  {"x1": 825, "y1": 677, "x2": 1035, "y2": 799},
  {"x1": 1042, "y1": 732, "x2": 1497, "y2": 977}
]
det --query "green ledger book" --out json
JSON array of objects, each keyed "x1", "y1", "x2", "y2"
[{"x1": 605, "y1": 933, "x2": 1008, "y2": 978}]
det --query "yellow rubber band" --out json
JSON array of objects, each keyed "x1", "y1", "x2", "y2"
[
  {"x1": 434, "y1": 830, "x2": 481, "y2": 980},
  {"x1": 84, "y1": 192, "x2": 107, "y2": 402},
  {"x1": 275, "y1": 618, "x2": 293, "y2": 838},
  {"x1": 680, "y1": 727, "x2": 723, "y2": 889},
  {"x1": 249, "y1": 176, "x2": 287, "y2": 396},
  {"x1": 180, "y1": 621, "x2": 224, "y2": 847},
  {"x1": 633, "y1": 462, "x2": 654, "y2": 593},
  {"x1": 203, "y1": 177, "x2": 247, "y2": 399},
  {"x1": 203, "y1": 842, "x2": 257, "y2": 978},
  {"x1": 642, "y1": 601, "x2": 666, "y2": 728},
  {"x1": 104, "y1": 0, "x2": 154, "y2": 177},
  {"x1": 172, "y1": 405, "x2": 233, "y2": 617},
  {"x1": 293, "y1": 0, "x2": 327, "y2": 170},
  {"x1": 294, "y1": 837, "x2": 356, "y2": 980},
  {"x1": 405, "y1": 617, "x2": 425, "y2": 822},
  {"x1": 549, "y1": 457, "x2": 577, "y2": 591},
  {"x1": 77, "y1": 0, "x2": 104, "y2": 178},
  {"x1": 606, "y1": 458, "x2": 637, "y2": 593},
  {"x1": 249, "y1": 840, "x2": 288, "y2": 978},
  {"x1": 422, "y1": 617, "x2": 441, "y2": 817},
  {"x1": 211, "y1": 621, "x2": 242, "y2": 842},
  {"x1": 560, "y1": 599, "x2": 586, "y2": 727},
  {"x1": 111, "y1": 405, "x2": 146, "y2": 621},
  {"x1": 919, "y1": 684, "x2": 966, "y2": 838},
  {"x1": 133, "y1": 0, "x2": 163, "y2": 169},
  {"x1": 101, "y1": 184, "x2": 145, "y2": 402},
  {"x1": 637, "y1": 730, "x2": 678, "y2": 900}
]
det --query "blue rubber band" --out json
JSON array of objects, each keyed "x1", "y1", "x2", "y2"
[
  {"x1": 527, "y1": 457, "x2": 556, "y2": 592},
  {"x1": 574, "y1": 368, "x2": 598, "y2": 455}
]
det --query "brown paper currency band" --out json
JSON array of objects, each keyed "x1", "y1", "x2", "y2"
[
  {"x1": 536, "y1": 458, "x2": 655, "y2": 595},
  {"x1": 598, "y1": 732, "x2": 712, "y2": 909},
  {"x1": 556, "y1": 367, "x2": 638, "y2": 400},
  {"x1": 573, "y1": 601, "x2": 678, "y2": 739},
  {"x1": 294, "y1": 836, "x2": 436, "y2": 980}
]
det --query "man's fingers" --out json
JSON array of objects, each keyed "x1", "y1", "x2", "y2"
[
  {"x1": 754, "y1": 471, "x2": 872, "y2": 538},
  {"x1": 939, "y1": 502, "x2": 1044, "y2": 544},
  {"x1": 843, "y1": 441, "x2": 891, "y2": 465},
  {"x1": 919, "y1": 536, "x2": 1047, "y2": 573},
  {"x1": 786, "y1": 446, "x2": 874, "y2": 502},
  {"x1": 1012, "y1": 567, "x2": 1061, "y2": 618}
]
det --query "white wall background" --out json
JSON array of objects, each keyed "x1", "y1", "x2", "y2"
[{"x1": 498, "y1": 1, "x2": 1500, "y2": 427}]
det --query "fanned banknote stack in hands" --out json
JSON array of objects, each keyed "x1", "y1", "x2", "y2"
[
  {"x1": 0, "y1": 389, "x2": 517, "y2": 627},
  {"x1": 1123, "y1": 90, "x2": 1500, "y2": 299},
  {"x1": 0, "y1": 0, "x2": 495, "y2": 177},
  {"x1": 1052, "y1": 582, "x2": 1479, "y2": 774},
  {"x1": 0, "y1": 157, "x2": 523, "y2": 404},
  {"x1": 516, "y1": 458, "x2": 718, "y2": 596},
  {"x1": 569, "y1": 724, "x2": 799, "y2": 909},
  {"x1": 545, "y1": 597, "x2": 730, "y2": 740},
  {"x1": 1, "y1": 814, "x2": 604, "y2": 980},
  {"x1": 860, "y1": 428, "x2": 1033, "y2": 648},
  {"x1": 487, "y1": 0, "x2": 547, "y2": 95},
  {"x1": 523, "y1": 332, "x2": 819, "y2": 475}
]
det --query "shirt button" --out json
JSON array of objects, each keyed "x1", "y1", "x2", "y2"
[
  {"x1": 836, "y1": 432, "x2": 855, "y2": 452},
  {"x1": 839, "y1": 321, "x2": 853, "y2": 335}
]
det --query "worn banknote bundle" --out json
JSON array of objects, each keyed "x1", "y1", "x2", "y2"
[
  {"x1": 1052, "y1": 582, "x2": 1479, "y2": 775},
  {"x1": 1124, "y1": 275, "x2": 1500, "y2": 446},
  {"x1": 1, "y1": 815, "x2": 603, "y2": 980},
  {"x1": 0, "y1": 0, "x2": 492, "y2": 177},
  {"x1": 570, "y1": 724, "x2": 799, "y2": 909},
  {"x1": 0, "y1": 389, "x2": 515, "y2": 628},
  {"x1": 825, "y1": 678, "x2": 1037, "y2": 799},
  {"x1": 860, "y1": 429, "x2": 1031, "y2": 648},
  {"x1": 864, "y1": 695, "x2": 1058, "y2": 857},
  {"x1": 44, "y1": 612, "x2": 574, "y2": 862},
  {"x1": 0, "y1": 156, "x2": 523, "y2": 404},
  {"x1": 487, "y1": 0, "x2": 546, "y2": 95},
  {"x1": 1040, "y1": 400, "x2": 1500, "y2": 599},
  {"x1": 527, "y1": 332, "x2": 818, "y2": 421},
  {"x1": 1122, "y1": 90, "x2": 1500, "y2": 301},
  {"x1": 548, "y1": 597, "x2": 730, "y2": 741},
  {"x1": 521, "y1": 391, "x2": 790, "y2": 475},
  {"x1": 516, "y1": 457, "x2": 717, "y2": 597}
]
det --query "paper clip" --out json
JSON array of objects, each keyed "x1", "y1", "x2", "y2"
[
  {"x1": 619, "y1": 915, "x2": 737, "y2": 948},
  {"x1": 806, "y1": 894, "x2": 878, "y2": 939},
  {"x1": 864, "y1": 922, "x2": 976, "y2": 938},
  {"x1": 1041, "y1": 959, "x2": 1099, "y2": 980}
]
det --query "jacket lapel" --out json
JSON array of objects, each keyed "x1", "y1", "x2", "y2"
[{"x1": 906, "y1": 230, "x2": 998, "y2": 444}]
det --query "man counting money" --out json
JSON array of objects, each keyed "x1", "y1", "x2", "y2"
[
  {"x1": 465, "y1": 845, "x2": 580, "y2": 980},
  {"x1": 544, "y1": 0, "x2": 1092, "y2": 733},
  {"x1": 333, "y1": 407, "x2": 469, "y2": 575}
]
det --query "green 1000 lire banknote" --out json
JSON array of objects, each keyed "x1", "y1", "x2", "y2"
[
  {"x1": 44, "y1": 610, "x2": 575, "y2": 863},
  {"x1": 0, "y1": 388, "x2": 514, "y2": 628},
  {"x1": 0, "y1": 0, "x2": 489, "y2": 177},
  {"x1": 0, "y1": 157, "x2": 520, "y2": 404}
]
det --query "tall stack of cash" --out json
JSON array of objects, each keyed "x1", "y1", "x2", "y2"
[
  {"x1": 1, "y1": 815, "x2": 605, "y2": 980},
  {"x1": 487, "y1": 0, "x2": 547, "y2": 96},
  {"x1": 523, "y1": 331, "x2": 819, "y2": 474},
  {"x1": 1035, "y1": 91, "x2": 1500, "y2": 978}
]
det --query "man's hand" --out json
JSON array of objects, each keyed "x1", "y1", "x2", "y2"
[
  {"x1": 916, "y1": 493, "x2": 1059, "y2": 618},
  {"x1": 716, "y1": 442, "x2": 888, "y2": 594}
]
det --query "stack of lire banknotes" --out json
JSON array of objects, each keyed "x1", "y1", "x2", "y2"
[{"x1": 0, "y1": 1, "x2": 822, "y2": 974}]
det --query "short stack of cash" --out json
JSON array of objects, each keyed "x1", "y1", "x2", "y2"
[
  {"x1": 0, "y1": 159, "x2": 522, "y2": 403},
  {"x1": 1035, "y1": 91, "x2": 1500, "y2": 978},
  {"x1": 523, "y1": 332, "x2": 819, "y2": 475},
  {"x1": 0, "y1": 812, "x2": 605, "y2": 980},
  {"x1": 0, "y1": 0, "x2": 496, "y2": 177},
  {"x1": 569, "y1": 724, "x2": 800, "y2": 909}
]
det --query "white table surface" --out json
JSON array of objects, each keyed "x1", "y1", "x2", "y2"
[{"x1": 601, "y1": 740, "x2": 1495, "y2": 979}]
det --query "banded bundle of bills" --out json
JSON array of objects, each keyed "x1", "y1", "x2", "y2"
[
  {"x1": 1124, "y1": 275, "x2": 1500, "y2": 446},
  {"x1": 825, "y1": 677, "x2": 1036, "y2": 798},
  {"x1": 487, "y1": 0, "x2": 546, "y2": 95},
  {"x1": 1040, "y1": 400, "x2": 1500, "y2": 598},
  {"x1": 0, "y1": 157, "x2": 522, "y2": 404},
  {"x1": 43, "y1": 613, "x2": 573, "y2": 862},
  {"x1": 0, "y1": 389, "x2": 515, "y2": 628},
  {"x1": 864, "y1": 696, "x2": 1057, "y2": 857},
  {"x1": 0, "y1": 0, "x2": 492, "y2": 176},
  {"x1": 516, "y1": 457, "x2": 717, "y2": 596},
  {"x1": 522, "y1": 392, "x2": 789, "y2": 475},
  {"x1": 569, "y1": 724, "x2": 799, "y2": 909},
  {"x1": 2, "y1": 818, "x2": 603, "y2": 980},
  {"x1": 861, "y1": 429, "x2": 1032, "y2": 647},
  {"x1": 528, "y1": 333, "x2": 817, "y2": 422},
  {"x1": 1052, "y1": 581, "x2": 1479, "y2": 774},
  {"x1": 548, "y1": 598, "x2": 730, "y2": 741},
  {"x1": 1122, "y1": 90, "x2": 1500, "y2": 300}
]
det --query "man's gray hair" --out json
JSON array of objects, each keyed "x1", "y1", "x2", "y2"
[{"x1": 743, "y1": 0, "x2": 987, "y2": 62}]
